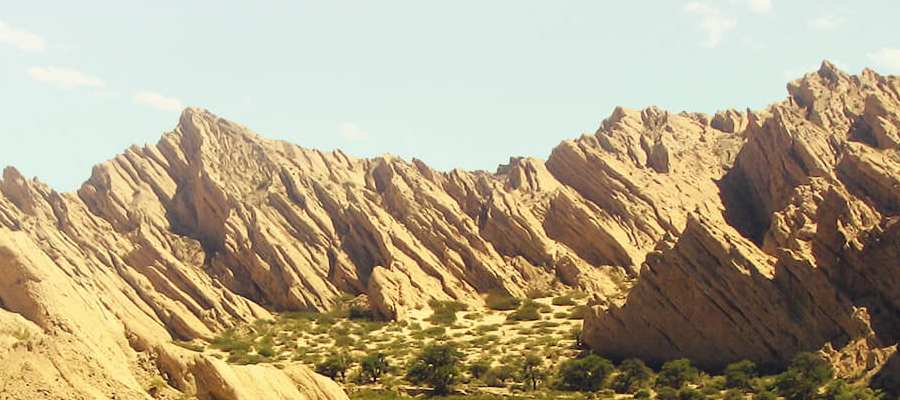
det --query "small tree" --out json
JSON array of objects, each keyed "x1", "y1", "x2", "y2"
[
  {"x1": 613, "y1": 358, "x2": 654, "y2": 393},
  {"x1": 520, "y1": 353, "x2": 545, "y2": 391},
  {"x1": 725, "y1": 360, "x2": 758, "y2": 390},
  {"x1": 468, "y1": 359, "x2": 491, "y2": 380},
  {"x1": 406, "y1": 343, "x2": 463, "y2": 395},
  {"x1": 775, "y1": 352, "x2": 834, "y2": 400},
  {"x1": 656, "y1": 359, "x2": 699, "y2": 389},
  {"x1": 557, "y1": 354, "x2": 615, "y2": 392},
  {"x1": 316, "y1": 352, "x2": 352, "y2": 382},
  {"x1": 484, "y1": 365, "x2": 516, "y2": 387},
  {"x1": 360, "y1": 352, "x2": 390, "y2": 384}
]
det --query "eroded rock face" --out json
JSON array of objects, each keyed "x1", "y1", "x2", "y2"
[
  {"x1": 0, "y1": 92, "x2": 680, "y2": 395},
  {"x1": 0, "y1": 61, "x2": 896, "y2": 397},
  {"x1": 585, "y1": 62, "x2": 898, "y2": 382}
]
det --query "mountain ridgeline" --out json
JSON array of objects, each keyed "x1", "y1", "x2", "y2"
[{"x1": 0, "y1": 62, "x2": 896, "y2": 399}]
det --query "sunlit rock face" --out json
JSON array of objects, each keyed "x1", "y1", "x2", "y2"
[
  {"x1": 0, "y1": 62, "x2": 896, "y2": 398},
  {"x1": 584, "y1": 62, "x2": 898, "y2": 381}
]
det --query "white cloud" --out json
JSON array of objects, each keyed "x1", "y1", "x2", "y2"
[
  {"x1": 808, "y1": 15, "x2": 843, "y2": 31},
  {"x1": 684, "y1": 2, "x2": 737, "y2": 48},
  {"x1": 868, "y1": 48, "x2": 900, "y2": 72},
  {"x1": 0, "y1": 20, "x2": 46, "y2": 52},
  {"x1": 747, "y1": 0, "x2": 772, "y2": 14},
  {"x1": 28, "y1": 66, "x2": 104, "y2": 89},
  {"x1": 338, "y1": 122, "x2": 369, "y2": 141},
  {"x1": 134, "y1": 91, "x2": 184, "y2": 112}
]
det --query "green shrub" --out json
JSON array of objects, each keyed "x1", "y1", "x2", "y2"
[
  {"x1": 360, "y1": 352, "x2": 390, "y2": 383},
  {"x1": 507, "y1": 300, "x2": 548, "y2": 322},
  {"x1": 427, "y1": 300, "x2": 468, "y2": 325},
  {"x1": 486, "y1": 292, "x2": 521, "y2": 311},
  {"x1": 210, "y1": 331, "x2": 252, "y2": 353},
  {"x1": 256, "y1": 343, "x2": 275, "y2": 358},
  {"x1": 484, "y1": 365, "x2": 516, "y2": 387},
  {"x1": 405, "y1": 343, "x2": 464, "y2": 395},
  {"x1": 820, "y1": 380, "x2": 880, "y2": 400},
  {"x1": 552, "y1": 295, "x2": 576, "y2": 306},
  {"x1": 520, "y1": 353, "x2": 545, "y2": 391},
  {"x1": 316, "y1": 352, "x2": 352, "y2": 382},
  {"x1": 634, "y1": 388, "x2": 652, "y2": 399},
  {"x1": 656, "y1": 359, "x2": 699, "y2": 389},
  {"x1": 613, "y1": 358, "x2": 654, "y2": 393},
  {"x1": 725, "y1": 360, "x2": 758, "y2": 390},
  {"x1": 468, "y1": 359, "x2": 491, "y2": 380},
  {"x1": 557, "y1": 354, "x2": 615, "y2": 392},
  {"x1": 775, "y1": 352, "x2": 834, "y2": 400}
]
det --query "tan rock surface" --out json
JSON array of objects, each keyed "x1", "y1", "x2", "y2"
[
  {"x1": 585, "y1": 62, "x2": 898, "y2": 383},
  {"x1": 0, "y1": 61, "x2": 896, "y2": 397}
]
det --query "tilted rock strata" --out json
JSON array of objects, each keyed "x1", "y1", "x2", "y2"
[
  {"x1": 585, "y1": 62, "x2": 898, "y2": 381},
  {"x1": 0, "y1": 61, "x2": 896, "y2": 397},
  {"x1": 0, "y1": 89, "x2": 719, "y2": 396}
]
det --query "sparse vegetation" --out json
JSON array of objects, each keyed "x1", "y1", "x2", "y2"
[
  {"x1": 197, "y1": 294, "x2": 874, "y2": 400},
  {"x1": 507, "y1": 299, "x2": 549, "y2": 322},
  {"x1": 557, "y1": 354, "x2": 615, "y2": 392},
  {"x1": 406, "y1": 343, "x2": 463, "y2": 395},
  {"x1": 656, "y1": 359, "x2": 699, "y2": 389},
  {"x1": 775, "y1": 352, "x2": 834, "y2": 400}
]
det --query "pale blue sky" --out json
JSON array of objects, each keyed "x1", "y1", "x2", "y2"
[{"x1": 2, "y1": 1, "x2": 899, "y2": 191}]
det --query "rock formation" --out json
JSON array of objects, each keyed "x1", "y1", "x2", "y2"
[
  {"x1": 584, "y1": 62, "x2": 898, "y2": 382},
  {"x1": 0, "y1": 61, "x2": 896, "y2": 398}
]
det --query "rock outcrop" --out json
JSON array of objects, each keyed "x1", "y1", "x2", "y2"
[
  {"x1": 584, "y1": 62, "x2": 898, "y2": 383},
  {"x1": 0, "y1": 61, "x2": 896, "y2": 397}
]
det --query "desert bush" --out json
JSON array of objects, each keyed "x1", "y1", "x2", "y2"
[
  {"x1": 656, "y1": 359, "x2": 699, "y2": 389},
  {"x1": 520, "y1": 353, "x2": 545, "y2": 391},
  {"x1": 360, "y1": 352, "x2": 390, "y2": 383},
  {"x1": 557, "y1": 354, "x2": 615, "y2": 392},
  {"x1": 484, "y1": 365, "x2": 516, "y2": 387},
  {"x1": 552, "y1": 295, "x2": 577, "y2": 306},
  {"x1": 775, "y1": 352, "x2": 834, "y2": 400},
  {"x1": 468, "y1": 359, "x2": 491, "y2": 380},
  {"x1": 316, "y1": 352, "x2": 352, "y2": 382},
  {"x1": 724, "y1": 360, "x2": 758, "y2": 390},
  {"x1": 507, "y1": 299, "x2": 548, "y2": 322},
  {"x1": 405, "y1": 343, "x2": 464, "y2": 395},
  {"x1": 820, "y1": 379, "x2": 880, "y2": 400},
  {"x1": 427, "y1": 300, "x2": 468, "y2": 325},
  {"x1": 613, "y1": 358, "x2": 654, "y2": 393}
]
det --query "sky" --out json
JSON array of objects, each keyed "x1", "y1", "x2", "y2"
[{"x1": 2, "y1": 1, "x2": 899, "y2": 191}]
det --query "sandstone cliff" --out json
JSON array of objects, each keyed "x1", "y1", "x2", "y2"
[
  {"x1": 584, "y1": 62, "x2": 898, "y2": 382},
  {"x1": 0, "y1": 61, "x2": 896, "y2": 398}
]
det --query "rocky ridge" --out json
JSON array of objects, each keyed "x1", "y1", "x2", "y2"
[
  {"x1": 0, "y1": 61, "x2": 896, "y2": 398},
  {"x1": 584, "y1": 62, "x2": 898, "y2": 382}
]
